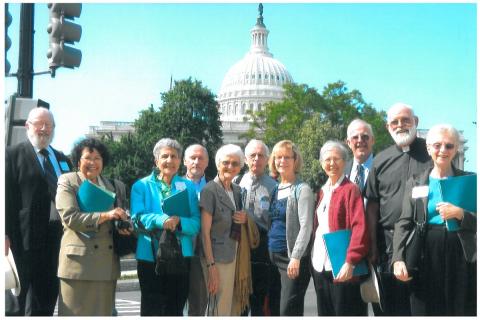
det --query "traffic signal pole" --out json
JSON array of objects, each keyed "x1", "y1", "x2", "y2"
[{"x1": 17, "y1": 3, "x2": 34, "y2": 98}]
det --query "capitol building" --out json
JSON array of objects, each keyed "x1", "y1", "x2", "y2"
[{"x1": 218, "y1": 4, "x2": 293, "y2": 144}]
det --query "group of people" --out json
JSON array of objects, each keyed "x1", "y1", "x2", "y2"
[{"x1": 5, "y1": 102, "x2": 476, "y2": 317}]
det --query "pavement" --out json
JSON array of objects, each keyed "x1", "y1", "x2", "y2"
[{"x1": 117, "y1": 256, "x2": 140, "y2": 292}]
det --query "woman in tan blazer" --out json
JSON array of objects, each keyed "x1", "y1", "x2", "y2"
[{"x1": 55, "y1": 138, "x2": 131, "y2": 316}]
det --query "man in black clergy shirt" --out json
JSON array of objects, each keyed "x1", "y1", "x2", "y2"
[
  {"x1": 5, "y1": 107, "x2": 72, "y2": 316},
  {"x1": 364, "y1": 102, "x2": 432, "y2": 316}
]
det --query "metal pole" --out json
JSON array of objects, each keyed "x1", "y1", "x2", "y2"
[{"x1": 17, "y1": 3, "x2": 34, "y2": 98}]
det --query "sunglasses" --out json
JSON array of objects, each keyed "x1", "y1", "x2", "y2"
[
  {"x1": 221, "y1": 160, "x2": 240, "y2": 167},
  {"x1": 430, "y1": 143, "x2": 455, "y2": 151}
]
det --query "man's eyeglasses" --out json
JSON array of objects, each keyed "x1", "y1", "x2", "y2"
[
  {"x1": 430, "y1": 143, "x2": 455, "y2": 151},
  {"x1": 248, "y1": 153, "x2": 266, "y2": 160},
  {"x1": 389, "y1": 117, "x2": 413, "y2": 128},
  {"x1": 349, "y1": 134, "x2": 370, "y2": 142},
  {"x1": 28, "y1": 121, "x2": 53, "y2": 130}
]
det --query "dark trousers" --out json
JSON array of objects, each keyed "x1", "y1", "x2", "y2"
[
  {"x1": 5, "y1": 222, "x2": 62, "y2": 316},
  {"x1": 137, "y1": 259, "x2": 190, "y2": 316},
  {"x1": 269, "y1": 251, "x2": 310, "y2": 316},
  {"x1": 410, "y1": 226, "x2": 476, "y2": 316},
  {"x1": 311, "y1": 267, "x2": 367, "y2": 316},
  {"x1": 249, "y1": 230, "x2": 281, "y2": 316},
  {"x1": 187, "y1": 255, "x2": 208, "y2": 316},
  {"x1": 372, "y1": 228, "x2": 411, "y2": 316}
]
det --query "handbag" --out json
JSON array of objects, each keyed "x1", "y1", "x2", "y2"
[
  {"x1": 113, "y1": 227, "x2": 137, "y2": 257},
  {"x1": 155, "y1": 229, "x2": 187, "y2": 275},
  {"x1": 404, "y1": 197, "x2": 427, "y2": 272},
  {"x1": 109, "y1": 178, "x2": 137, "y2": 257}
]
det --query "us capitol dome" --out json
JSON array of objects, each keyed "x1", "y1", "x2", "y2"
[{"x1": 218, "y1": 4, "x2": 293, "y2": 144}]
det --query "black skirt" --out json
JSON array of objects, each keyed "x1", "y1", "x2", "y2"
[{"x1": 410, "y1": 225, "x2": 476, "y2": 316}]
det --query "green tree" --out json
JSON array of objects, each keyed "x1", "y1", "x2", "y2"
[
  {"x1": 245, "y1": 81, "x2": 390, "y2": 190},
  {"x1": 103, "y1": 78, "x2": 223, "y2": 191}
]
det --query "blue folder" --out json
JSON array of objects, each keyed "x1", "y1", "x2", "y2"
[
  {"x1": 439, "y1": 174, "x2": 477, "y2": 231},
  {"x1": 162, "y1": 188, "x2": 191, "y2": 217},
  {"x1": 322, "y1": 229, "x2": 368, "y2": 278},
  {"x1": 76, "y1": 179, "x2": 115, "y2": 212}
]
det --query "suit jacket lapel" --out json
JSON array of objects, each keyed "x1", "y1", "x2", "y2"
[
  {"x1": 213, "y1": 177, "x2": 236, "y2": 211},
  {"x1": 23, "y1": 141, "x2": 44, "y2": 177}
]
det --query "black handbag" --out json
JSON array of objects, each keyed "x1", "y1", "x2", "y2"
[
  {"x1": 113, "y1": 227, "x2": 137, "y2": 257},
  {"x1": 404, "y1": 197, "x2": 427, "y2": 272},
  {"x1": 155, "y1": 229, "x2": 187, "y2": 275},
  {"x1": 110, "y1": 178, "x2": 137, "y2": 257}
]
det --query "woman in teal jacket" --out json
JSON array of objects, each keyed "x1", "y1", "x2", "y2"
[{"x1": 131, "y1": 138, "x2": 200, "y2": 316}]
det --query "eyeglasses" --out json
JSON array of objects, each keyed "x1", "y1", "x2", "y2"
[
  {"x1": 275, "y1": 155, "x2": 294, "y2": 161},
  {"x1": 81, "y1": 156, "x2": 103, "y2": 163},
  {"x1": 349, "y1": 134, "x2": 370, "y2": 142},
  {"x1": 322, "y1": 157, "x2": 343, "y2": 164},
  {"x1": 221, "y1": 160, "x2": 240, "y2": 167},
  {"x1": 430, "y1": 143, "x2": 455, "y2": 151},
  {"x1": 248, "y1": 153, "x2": 266, "y2": 160},
  {"x1": 28, "y1": 121, "x2": 53, "y2": 130},
  {"x1": 389, "y1": 117, "x2": 413, "y2": 128}
]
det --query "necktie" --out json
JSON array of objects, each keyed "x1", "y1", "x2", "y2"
[
  {"x1": 354, "y1": 164, "x2": 365, "y2": 191},
  {"x1": 39, "y1": 148, "x2": 58, "y2": 202}
]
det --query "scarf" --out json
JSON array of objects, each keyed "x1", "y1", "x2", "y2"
[{"x1": 231, "y1": 215, "x2": 260, "y2": 315}]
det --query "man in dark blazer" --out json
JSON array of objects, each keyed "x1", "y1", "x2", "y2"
[
  {"x1": 5, "y1": 107, "x2": 72, "y2": 316},
  {"x1": 344, "y1": 119, "x2": 375, "y2": 193}
]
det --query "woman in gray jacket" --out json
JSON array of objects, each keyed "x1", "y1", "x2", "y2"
[{"x1": 267, "y1": 140, "x2": 314, "y2": 316}]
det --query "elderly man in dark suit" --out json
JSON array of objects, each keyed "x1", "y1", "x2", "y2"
[
  {"x1": 344, "y1": 119, "x2": 375, "y2": 193},
  {"x1": 5, "y1": 107, "x2": 72, "y2": 316}
]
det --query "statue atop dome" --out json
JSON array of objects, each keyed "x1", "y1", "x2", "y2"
[{"x1": 256, "y1": 3, "x2": 265, "y2": 27}]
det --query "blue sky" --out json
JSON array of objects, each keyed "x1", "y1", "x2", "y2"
[{"x1": 3, "y1": 2, "x2": 477, "y2": 171}]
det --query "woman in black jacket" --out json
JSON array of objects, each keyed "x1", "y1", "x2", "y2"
[{"x1": 392, "y1": 124, "x2": 476, "y2": 316}]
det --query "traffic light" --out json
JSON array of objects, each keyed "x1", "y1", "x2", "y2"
[
  {"x1": 5, "y1": 4, "x2": 12, "y2": 75},
  {"x1": 46, "y1": 3, "x2": 82, "y2": 70}
]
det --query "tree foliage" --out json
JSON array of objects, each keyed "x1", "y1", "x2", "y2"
[
  {"x1": 244, "y1": 81, "x2": 390, "y2": 191},
  {"x1": 102, "y1": 78, "x2": 223, "y2": 192}
]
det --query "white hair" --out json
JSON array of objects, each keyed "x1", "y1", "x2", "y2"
[
  {"x1": 426, "y1": 124, "x2": 460, "y2": 146},
  {"x1": 347, "y1": 119, "x2": 374, "y2": 138},
  {"x1": 244, "y1": 139, "x2": 270, "y2": 158},
  {"x1": 215, "y1": 144, "x2": 245, "y2": 168},
  {"x1": 153, "y1": 138, "x2": 183, "y2": 161},
  {"x1": 387, "y1": 102, "x2": 415, "y2": 122},
  {"x1": 319, "y1": 140, "x2": 350, "y2": 162},
  {"x1": 184, "y1": 144, "x2": 209, "y2": 161},
  {"x1": 26, "y1": 107, "x2": 55, "y2": 127}
]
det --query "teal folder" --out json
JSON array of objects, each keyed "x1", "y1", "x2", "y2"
[
  {"x1": 439, "y1": 174, "x2": 477, "y2": 231},
  {"x1": 322, "y1": 229, "x2": 368, "y2": 278},
  {"x1": 76, "y1": 179, "x2": 116, "y2": 212},
  {"x1": 162, "y1": 188, "x2": 191, "y2": 217}
]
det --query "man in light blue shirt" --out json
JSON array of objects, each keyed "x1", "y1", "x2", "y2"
[{"x1": 184, "y1": 144, "x2": 210, "y2": 316}]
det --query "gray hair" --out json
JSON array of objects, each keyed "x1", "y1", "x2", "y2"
[
  {"x1": 426, "y1": 124, "x2": 460, "y2": 146},
  {"x1": 244, "y1": 139, "x2": 270, "y2": 158},
  {"x1": 27, "y1": 107, "x2": 55, "y2": 127},
  {"x1": 319, "y1": 140, "x2": 349, "y2": 162},
  {"x1": 215, "y1": 144, "x2": 245, "y2": 168},
  {"x1": 387, "y1": 102, "x2": 415, "y2": 122},
  {"x1": 184, "y1": 144, "x2": 209, "y2": 161},
  {"x1": 347, "y1": 119, "x2": 374, "y2": 138},
  {"x1": 153, "y1": 138, "x2": 183, "y2": 161}
]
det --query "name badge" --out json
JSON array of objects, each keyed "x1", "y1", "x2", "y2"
[
  {"x1": 59, "y1": 161, "x2": 70, "y2": 172},
  {"x1": 175, "y1": 181, "x2": 186, "y2": 191},
  {"x1": 412, "y1": 186, "x2": 428, "y2": 199},
  {"x1": 277, "y1": 187, "x2": 291, "y2": 200},
  {"x1": 260, "y1": 196, "x2": 270, "y2": 210}
]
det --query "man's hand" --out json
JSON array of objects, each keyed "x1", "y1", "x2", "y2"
[{"x1": 393, "y1": 261, "x2": 411, "y2": 282}]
